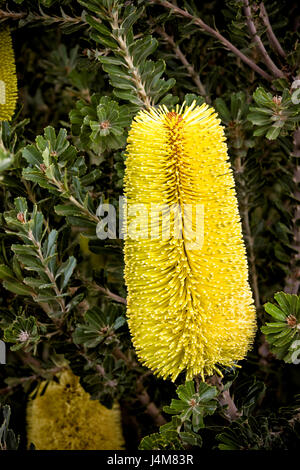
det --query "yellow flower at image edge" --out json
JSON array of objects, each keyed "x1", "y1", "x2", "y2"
[
  {"x1": 124, "y1": 102, "x2": 257, "y2": 382},
  {"x1": 27, "y1": 370, "x2": 125, "y2": 450},
  {"x1": 0, "y1": 27, "x2": 17, "y2": 121}
]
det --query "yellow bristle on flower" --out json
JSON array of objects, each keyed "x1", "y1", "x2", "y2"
[
  {"x1": 124, "y1": 102, "x2": 256, "y2": 382},
  {"x1": 27, "y1": 370, "x2": 125, "y2": 450},
  {"x1": 0, "y1": 27, "x2": 17, "y2": 121}
]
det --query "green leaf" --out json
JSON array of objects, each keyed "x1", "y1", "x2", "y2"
[
  {"x1": 22, "y1": 145, "x2": 43, "y2": 166},
  {"x1": 274, "y1": 292, "x2": 293, "y2": 316},
  {"x1": 0, "y1": 265, "x2": 15, "y2": 281},
  {"x1": 266, "y1": 126, "x2": 281, "y2": 140},
  {"x1": 2, "y1": 280, "x2": 33, "y2": 296},
  {"x1": 176, "y1": 381, "x2": 195, "y2": 402},
  {"x1": 264, "y1": 302, "x2": 286, "y2": 321},
  {"x1": 14, "y1": 197, "x2": 28, "y2": 214},
  {"x1": 56, "y1": 256, "x2": 77, "y2": 290}
]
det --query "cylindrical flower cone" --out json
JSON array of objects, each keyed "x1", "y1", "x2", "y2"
[
  {"x1": 27, "y1": 370, "x2": 125, "y2": 450},
  {"x1": 124, "y1": 102, "x2": 256, "y2": 381},
  {"x1": 0, "y1": 27, "x2": 17, "y2": 121}
]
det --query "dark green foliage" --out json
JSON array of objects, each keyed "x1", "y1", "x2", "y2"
[
  {"x1": 4, "y1": 316, "x2": 40, "y2": 352},
  {"x1": 73, "y1": 304, "x2": 126, "y2": 348},
  {"x1": 248, "y1": 87, "x2": 300, "y2": 140},
  {"x1": 0, "y1": 0, "x2": 299, "y2": 451},
  {"x1": 163, "y1": 381, "x2": 218, "y2": 431},
  {"x1": 262, "y1": 292, "x2": 300, "y2": 361},
  {"x1": 70, "y1": 95, "x2": 131, "y2": 152},
  {"x1": 0, "y1": 405, "x2": 19, "y2": 450},
  {"x1": 216, "y1": 416, "x2": 295, "y2": 450},
  {"x1": 139, "y1": 381, "x2": 217, "y2": 450},
  {"x1": 81, "y1": 1, "x2": 177, "y2": 108},
  {"x1": 215, "y1": 92, "x2": 255, "y2": 159}
]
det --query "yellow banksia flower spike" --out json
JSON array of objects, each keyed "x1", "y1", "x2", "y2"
[
  {"x1": 0, "y1": 27, "x2": 18, "y2": 121},
  {"x1": 27, "y1": 370, "x2": 125, "y2": 450},
  {"x1": 124, "y1": 101, "x2": 256, "y2": 382}
]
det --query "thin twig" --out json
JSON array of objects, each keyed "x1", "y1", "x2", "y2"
[
  {"x1": 0, "y1": 10, "x2": 25, "y2": 20},
  {"x1": 207, "y1": 375, "x2": 241, "y2": 421},
  {"x1": 243, "y1": 0, "x2": 285, "y2": 78},
  {"x1": 152, "y1": 0, "x2": 273, "y2": 81},
  {"x1": 242, "y1": 194, "x2": 261, "y2": 309},
  {"x1": 285, "y1": 128, "x2": 300, "y2": 294},
  {"x1": 136, "y1": 377, "x2": 167, "y2": 426},
  {"x1": 0, "y1": 9, "x2": 85, "y2": 27},
  {"x1": 156, "y1": 26, "x2": 210, "y2": 103},
  {"x1": 27, "y1": 230, "x2": 67, "y2": 314},
  {"x1": 112, "y1": 348, "x2": 166, "y2": 426},
  {"x1": 234, "y1": 153, "x2": 261, "y2": 309},
  {"x1": 95, "y1": 284, "x2": 127, "y2": 305},
  {"x1": 259, "y1": 2, "x2": 286, "y2": 58},
  {"x1": 79, "y1": 276, "x2": 127, "y2": 305},
  {"x1": 0, "y1": 366, "x2": 66, "y2": 395}
]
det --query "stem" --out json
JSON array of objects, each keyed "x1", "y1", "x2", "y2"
[
  {"x1": 110, "y1": 12, "x2": 152, "y2": 108},
  {"x1": 76, "y1": 274, "x2": 126, "y2": 305},
  {"x1": 207, "y1": 375, "x2": 241, "y2": 421},
  {"x1": 234, "y1": 154, "x2": 261, "y2": 309},
  {"x1": 0, "y1": 366, "x2": 66, "y2": 395},
  {"x1": 243, "y1": 0, "x2": 285, "y2": 78},
  {"x1": 22, "y1": 179, "x2": 37, "y2": 205},
  {"x1": 48, "y1": 178, "x2": 105, "y2": 229},
  {"x1": 152, "y1": 0, "x2": 273, "y2": 81},
  {"x1": 51, "y1": 179, "x2": 119, "y2": 243},
  {"x1": 136, "y1": 377, "x2": 167, "y2": 426},
  {"x1": 0, "y1": 10, "x2": 25, "y2": 20},
  {"x1": 111, "y1": 348, "x2": 166, "y2": 426},
  {"x1": 242, "y1": 194, "x2": 261, "y2": 308},
  {"x1": 285, "y1": 128, "x2": 300, "y2": 294},
  {"x1": 68, "y1": 194, "x2": 99, "y2": 224},
  {"x1": 0, "y1": 9, "x2": 85, "y2": 27},
  {"x1": 156, "y1": 26, "x2": 210, "y2": 103},
  {"x1": 259, "y1": 2, "x2": 286, "y2": 58},
  {"x1": 27, "y1": 230, "x2": 66, "y2": 314},
  {"x1": 94, "y1": 284, "x2": 127, "y2": 305}
]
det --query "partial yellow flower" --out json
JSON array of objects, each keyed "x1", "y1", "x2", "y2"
[
  {"x1": 27, "y1": 370, "x2": 125, "y2": 450},
  {"x1": 0, "y1": 27, "x2": 17, "y2": 121},
  {"x1": 124, "y1": 102, "x2": 256, "y2": 381}
]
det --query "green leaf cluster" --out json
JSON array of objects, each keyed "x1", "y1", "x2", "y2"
[
  {"x1": 248, "y1": 87, "x2": 300, "y2": 140},
  {"x1": 3, "y1": 316, "x2": 40, "y2": 352},
  {"x1": 70, "y1": 95, "x2": 131, "y2": 152},
  {"x1": 73, "y1": 304, "x2": 126, "y2": 348},
  {"x1": 262, "y1": 292, "x2": 300, "y2": 361},
  {"x1": 139, "y1": 381, "x2": 217, "y2": 450},
  {"x1": 80, "y1": 1, "x2": 176, "y2": 107},
  {"x1": 1, "y1": 198, "x2": 78, "y2": 319},
  {"x1": 215, "y1": 91, "x2": 255, "y2": 158},
  {"x1": 22, "y1": 126, "x2": 101, "y2": 231}
]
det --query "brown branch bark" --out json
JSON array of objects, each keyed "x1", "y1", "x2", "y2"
[
  {"x1": 285, "y1": 128, "x2": 300, "y2": 295},
  {"x1": 234, "y1": 155, "x2": 261, "y2": 309},
  {"x1": 0, "y1": 10, "x2": 25, "y2": 20},
  {"x1": 136, "y1": 378, "x2": 167, "y2": 426},
  {"x1": 259, "y1": 2, "x2": 286, "y2": 58},
  {"x1": 152, "y1": 0, "x2": 273, "y2": 81},
  {"x1": 243, "y1": 0, "x2": 285, "y2": 78},
  {"x1": 242, "y1": 194, "x2": 261, "y2": 309},
  {"x1": 0, "y1": 9, "x2": 85, "y2": 26},
  {"x1": 94, "y1": 284, "x2": 127, "y2": 305},
  {"x1": 0, "y1": 366, "x2": 66, "y2": 395},
  {"x1": 113, "y1": 348, "x2": 166, "y2": 426},
  {"x1": 207, "y1": 375, "x2": 241, "y2": 421}
]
